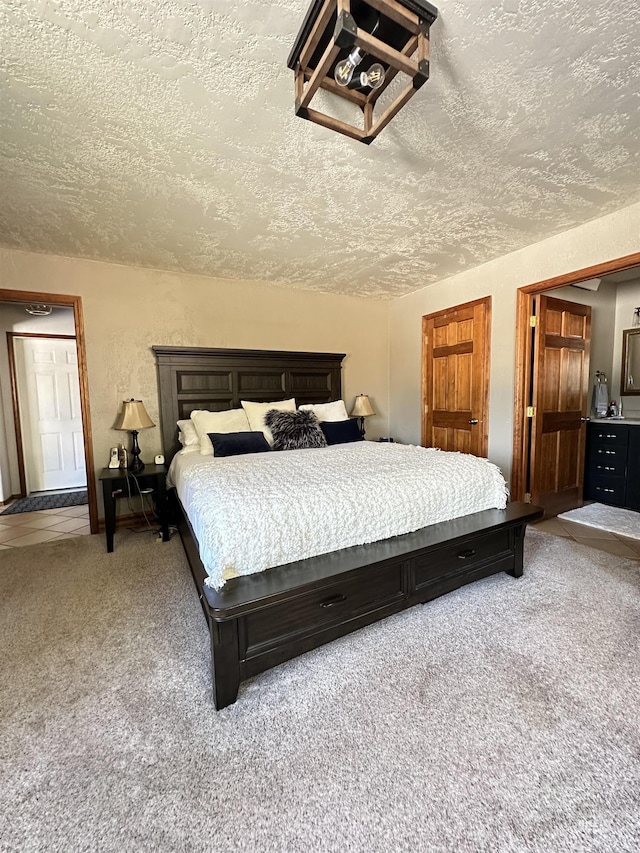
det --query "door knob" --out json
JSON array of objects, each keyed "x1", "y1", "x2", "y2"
[{"x1": 469, "y1": 419, "x2": 479, "y2": 425}]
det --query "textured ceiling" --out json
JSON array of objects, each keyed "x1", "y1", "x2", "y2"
[{"x1": 1, "y1": 0, "x2": 639, "y2": 299}]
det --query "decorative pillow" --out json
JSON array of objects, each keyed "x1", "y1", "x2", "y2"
[
  {"x1": 320, "y1": 418, "x2": 363, "y2": 445},
  {"x1": 241, "y1": 398, "x2": 296, "y2": 445},
  {"x1": 264, "y1": 409, "x2": 328, "y2": 451},
  {"x1": 191, "y1": 408, "x2": 251, "y2": 456},
  {"x1": 207, "y1": 431, "x2": 271, "y2": 457},
  {"x1": 299, "y1": 400, "x2": 349, "y2": 422},
  {"x1": 177, "y1": 419, "x2": 199, "y2": 447}
]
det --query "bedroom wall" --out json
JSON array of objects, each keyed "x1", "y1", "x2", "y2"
[
  {"x1": 389, "y1": 200, "x2": 640, "y2": 486},
  {"x1": 0, "y1": 249, "x2": 390, "y2": 513}
]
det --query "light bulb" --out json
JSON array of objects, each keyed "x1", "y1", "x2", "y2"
[
  {"x1": 359, "y1": 63, "x2": 385, "y2": 90},
  {"x1": 334, "y1": 47, "x2": 364, "y2": 86}
]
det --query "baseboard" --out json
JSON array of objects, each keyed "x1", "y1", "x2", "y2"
[{"x1": 0, "y1": 494, "x2": 22, "y2": 507}]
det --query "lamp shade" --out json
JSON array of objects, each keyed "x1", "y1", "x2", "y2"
[
  {"x1": 114, "y1": 399, "x2": 155, "y2": 431},
  {"x1": 350, "y1": 394, "x2": 375, "y2": 418}
]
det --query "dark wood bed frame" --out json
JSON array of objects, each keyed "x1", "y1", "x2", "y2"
[{"x1": 154, "y1": 345, "x2": 543, "y2": 709}]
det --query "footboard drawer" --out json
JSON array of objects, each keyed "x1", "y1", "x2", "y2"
[
  {"x1": 242, "y1": 563, "x2": 406, "y2": 654},
  {"x1": 414, "y1": 529, "x2": 512, "y2": 592}
]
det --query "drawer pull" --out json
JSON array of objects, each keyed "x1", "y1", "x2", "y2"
[
  {"x1": 596, "y1": 465, "x2": 615, "y2": 471},
  {"x1": 597, "y1": 450, "x2": 616, "y2": 455},
  {"x1": 457, "y1": 549, "x2": 477, "y2": 560},
  {"x1": 596, "y1": 487, "x2": 614, "y2": 494},
  {"x1": 597, "y1": 433, "x2": 617, "y2": 439},
  {"x1": 320, "y1": 594, "x2": 348, "y2": 609}
]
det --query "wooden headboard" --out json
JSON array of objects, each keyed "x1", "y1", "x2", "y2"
[{"x1": 153, "y1": 346, "x2": 346, "y2": 462}]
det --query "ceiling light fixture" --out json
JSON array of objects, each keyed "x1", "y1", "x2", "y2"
[
  {"x1": 25, "y1": 304, "x2": 52, "y2": 316},
  {"x1": 288, "y1": 0, "x2": 438, "y2": 144}
]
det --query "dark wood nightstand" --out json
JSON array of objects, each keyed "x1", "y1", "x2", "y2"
[{"x1": 99, "y1": 464, "x2": 169, "y2": 552}]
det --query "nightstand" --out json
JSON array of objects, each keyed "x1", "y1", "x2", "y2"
[{"x1": 99, "y1": 464, "x2": 169, "y2": 552}]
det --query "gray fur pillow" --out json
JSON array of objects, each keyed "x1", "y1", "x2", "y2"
[{"x1": 264, "y1": 409, "x2": 328, "y2": 451}]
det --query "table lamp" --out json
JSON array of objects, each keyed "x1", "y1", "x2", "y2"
[
  {"x1": 114, "y1": 399, "x2": 155, "y2": 472},
  {"x1": 350, "y1": 394, "x2": 375, "y2": 438}
]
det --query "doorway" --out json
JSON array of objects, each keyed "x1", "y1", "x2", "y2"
[
  {"x1": 512, "y1": 251, "x2": 640, "y2": 514},
  {"x1": 0, "y1": 290, "x2": 98, "y2": 534},
  {"x1": 9, "y1": 334, "x2": 87, "y2": 494}
]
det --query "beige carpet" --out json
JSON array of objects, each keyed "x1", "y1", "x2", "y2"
[{"x1": 1, "y1": 528, "x2": 639, "y2": 852}]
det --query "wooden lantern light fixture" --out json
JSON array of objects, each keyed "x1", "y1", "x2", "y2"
[{"x1": 287, "y1": 0, "x2": 438, "y2": 144}]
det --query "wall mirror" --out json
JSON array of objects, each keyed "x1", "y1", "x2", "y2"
[{"x1": 621, "y1": 328, "x2": 640, "y2": 395}]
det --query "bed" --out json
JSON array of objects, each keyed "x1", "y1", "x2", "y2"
[{"x1": 154, "y1": 346, "x2": 542, "y2": 709}]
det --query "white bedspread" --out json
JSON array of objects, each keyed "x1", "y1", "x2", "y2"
[{"x1": 168, "y1": 442, "x2": 508, "y2": 590}]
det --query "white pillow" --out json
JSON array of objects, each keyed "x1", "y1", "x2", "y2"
[
  {"x1": 177, "y1": 419, "x2": 200, "y2": 447},
  {"x1": 191, "y1": 408, "x2": 251, "y2": 456},
  {"x1": 176, "y1": 445, "x2": 200, "y2": 456},
  {"x1": 241, "y1": 398, "x2": 296, "y2": 445},
  {"x1": 299, "y1": 400, "x2": 349, "y2": 422}
]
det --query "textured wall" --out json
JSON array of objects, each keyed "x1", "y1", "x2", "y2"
[
  {"x1": 389, "y1": 201, "x2": 640, "y2": 484},
  {"x1": 0, "y1": 250, "x2": 390, "y2": 510},
  {"x1": 1, "y1": 0, "x2": 639, "y2": 298}
]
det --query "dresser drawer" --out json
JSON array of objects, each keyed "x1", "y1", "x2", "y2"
[
  {"x1": 414, "y1": 529, "x2": 511, "y2": 590},
  {"x1": 243, "y1": 563, "x2": 406, "y2": 653},
  {"x1": 588, "y1": 444, "x2": 627, "y2": 466},
  {"x1": 586, "y1": 477, "x2": 626, "y2": 505},
  {"x1": 589, "y1": 425, "x2": 627, "y2": 447},
  {"x1": 587, "y1": 453, "x2": 627, "y2": 478}
]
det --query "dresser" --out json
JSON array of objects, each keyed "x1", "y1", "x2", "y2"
[{"x1": 584, "y1": 421, "x2": 640, "y2": 511}]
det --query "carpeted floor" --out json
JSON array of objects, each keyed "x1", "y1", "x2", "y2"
[
  {"x1": 1, "y1": 528, "x2": 639, "y2": 852},
  {"x1": 0, "y1": 489, "x2": 88, "y2": 515},
  {"x1": 558, "y1": 502, "x2": 640, "y2": 540}
]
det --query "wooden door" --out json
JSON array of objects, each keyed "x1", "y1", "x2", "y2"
[
  {"x1": 528, "y1": 295, "x2": 591, "y2": 515},
  {"x1": 422, "y1": 297, "x2": 491, "y2": 457},
  {"x1": 15, "y1": 337, "x2": 87, "y2": 492}
]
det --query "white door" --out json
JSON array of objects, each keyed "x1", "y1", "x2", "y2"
[{"x1": 15, "y1": 337, "x2": 87, "y2": 492}]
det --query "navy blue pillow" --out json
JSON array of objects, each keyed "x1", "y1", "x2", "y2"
[
  {"x1": 320, "y1": 419, "x2": 363, "y2": 445},
  {"x1": 208, "y1": 431, "x2": 270, "y2": 457}
]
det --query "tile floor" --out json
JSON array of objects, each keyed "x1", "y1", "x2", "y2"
[
  {"x1": 532, "y1": 515, "x2": 640, "y2": 561},
  {"x1": 0, "y1": 503, "x2": 90, "y2": 549}
]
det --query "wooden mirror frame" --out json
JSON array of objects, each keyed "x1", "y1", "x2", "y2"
[{"x1": 621, "y1": 328, "x2": 640, "y2": 395}]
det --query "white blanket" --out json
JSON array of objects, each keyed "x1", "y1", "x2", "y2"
[{"x1": 168, "y1": 442, "x2": 509, "y2": 590}]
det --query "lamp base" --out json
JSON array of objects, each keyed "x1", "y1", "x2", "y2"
[{"x1": 129, "y1": 430, "x2": 145, "y2": 473}]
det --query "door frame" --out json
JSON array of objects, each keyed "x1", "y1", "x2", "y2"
[
  {"x1": 8, "y1": 332, "x2": 82, "y2": 496},
  {"x1": 511, "y1": 251, "x2": 640, "y2": 502},
  {"x1": 0, "y1": 290, "x2": 98, "y2": 534}
]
